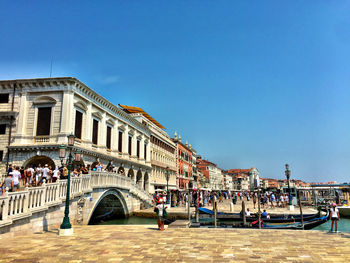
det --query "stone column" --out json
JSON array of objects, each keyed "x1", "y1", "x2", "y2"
[
  {"x1": 59, "y1": 90, "x2": 74, "y2": 141},
  {"x1": 140, "y1": 136, "x2": 145, "y2": 161},
  {"x1": 99, "y1": 112, "x2": 107, "y2": 150},
  {"x1": 146, "y1": 142, "x2": 151, "y2": 163},
  {"x1": 15, "y1": 92, "x2": 27, "y2": 144},
  {"x1": 84, "y1": 102, "x2": 93, "y2": 145},
  {"x1": 122, "y1": 125, "x2": 129, "y2": 156},
  {"x1": 112, "y1": 119, "x2": 118, "y2": 152}
]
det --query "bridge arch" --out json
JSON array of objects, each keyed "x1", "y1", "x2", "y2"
[{"x1": 88, "y1": 189, "x2": 129, "y2": 224}]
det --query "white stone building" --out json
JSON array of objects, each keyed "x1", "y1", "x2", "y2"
[
  {"x1": 118, "y1": 105, "x2": 176, "y2": 194},
  {"x1": 0, "y1": 77, "x2": 152, "y2": 191}
]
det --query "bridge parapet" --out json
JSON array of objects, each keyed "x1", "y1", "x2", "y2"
[{"x1": 0, "y1": 172, "x2": 152, "y2": 229}]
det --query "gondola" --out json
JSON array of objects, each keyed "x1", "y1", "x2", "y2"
[
  {"x1": 198, "y1": 207, "x2": 321, "y2": 223},
  {"x1": 258, "y1": 212, "x2": 329, "y2": 230}
]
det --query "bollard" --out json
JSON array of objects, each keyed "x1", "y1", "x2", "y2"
[
  {"x1": 242, "y1": 201, "x2": 246, "y2": 226},
  {"x1": 230, "y1": 203, "x2": 234, "y2": 212}
]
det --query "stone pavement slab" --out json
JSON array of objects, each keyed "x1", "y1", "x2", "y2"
[{"x1": 0, "y1": 225, "x2": 349, "y2": 262}]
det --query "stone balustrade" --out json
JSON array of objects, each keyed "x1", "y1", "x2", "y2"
[{"x1": 0, "y1": 172, "x2": 152, "y2": 228}]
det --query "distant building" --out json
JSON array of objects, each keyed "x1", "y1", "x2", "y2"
[
  {"x1": 197, "y1": 157, "x2": 222, "y2": 190},
  {"x1": 172, "y1": 134, "x2": 196, "y2": 190}
]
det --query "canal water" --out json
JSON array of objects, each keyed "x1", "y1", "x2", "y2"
[
  {"x1": 313, "y1": 217, "x2": 350, "y2": 233},
  {"x1": 95, "y1": 216, "x2": 156, "y2": 225}
]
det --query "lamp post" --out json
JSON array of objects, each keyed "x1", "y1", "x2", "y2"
[
  {"x1": 165, "y1": 166, "x2": 170, "y2": 205},
  {"x1": 285, "y1": 164, "x2": 292, "y2": 206},
  {"x1": 58, "y1": 134, "x2": 81, "y2": 236}
]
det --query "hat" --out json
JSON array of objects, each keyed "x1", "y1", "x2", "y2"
[
  {"x1": 45, "y1": 164, "x2": 48, "y2": 167},
  {"x1": 331, "y1": 203, "x2": 337, "y2": 207}
]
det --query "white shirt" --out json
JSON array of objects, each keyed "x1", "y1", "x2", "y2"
[
  {"x1": 280, "y1": 196, "x2": 284, "y2": 202},
  {"x1": 245, "y1": 210, "x2": 251, "y2": 217},
  {"x1": 42, "y1": 167, "x2": 50, "y2": 177},
  {"x1": 156, "y1": 204, "x2": 164, "y2": 217},
  {"x1": 331, "y1": 207, "x2": 339, "y2": 218},
  {"x1": 11, "y1": 170, "x2": 21, "y2": 185},
  {"x1": 27, "y1": 168, "x2": 34, "y2": 177}
]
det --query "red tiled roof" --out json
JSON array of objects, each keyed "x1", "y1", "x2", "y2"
[{"x1": 119, "y1": 104, "x2": 165, "y2": 129}]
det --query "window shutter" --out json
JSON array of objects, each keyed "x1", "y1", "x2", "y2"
[
  {"x1": 92, "y1": 119, "x2": 98, "y2": 145},
  {"x1": 36, "y1": 107, "x2": 51, "y2": 136},
  {"x1": 74, "y1": 111, "x2": 83, "y2": 139}
]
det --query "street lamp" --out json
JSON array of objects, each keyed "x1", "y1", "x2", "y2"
[
  {"x1": 285, "y1": 164, "x2": 292, "y2": 206},
  {"x1": 58, "y1": 134, "x2": 81, "y2": 236},
  {"x1": 165, "y1": 166, "x2": 170, "y2": 205}
]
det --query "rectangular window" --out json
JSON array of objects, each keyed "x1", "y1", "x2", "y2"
[
  {"x1": 36, "y1": 107, "x2": 51, "y2": 136},
  {"x1": 136, "y1": 140, "x2": 140, "y2": 158},
  {"x1": 106, "y1": 126, "x2": 112, "y2": 149},
  {"x1": 0, "y1": 94, "x2": 9, "y2": 103},
  {"x1": 92, "y1": 119, "x2": 98, "y2": 145},
  {"x1": 144, "y1": 143, "x2": 147, "y2": 160},
  {"x1": 0, "y1": 150, "x2": 3, "y2": 161},
  {"x1": 128, "y1": 135, "x2": 132, "y2": 155},
  {"x1": 74, "y1": 110, "x2": 83, "y2": 139},
  {"x1": 0, "y1": 124, "x2": 6, "y2": 134},
  {"x1": 118, "y1": 131, "x2": 123, "y2": 152}
]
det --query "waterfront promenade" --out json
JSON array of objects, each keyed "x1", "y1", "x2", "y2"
[{"x1": 1, "y1": 225, "x2": 349, "y2": 262}]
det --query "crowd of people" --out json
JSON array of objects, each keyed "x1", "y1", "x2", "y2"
[{"x1": 0, "y1": 162, "x2": 104, "y2": 195}]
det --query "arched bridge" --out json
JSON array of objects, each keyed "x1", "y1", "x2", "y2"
[{"x1": 0, "y1": 172, "x2": 153, "y2": 234}]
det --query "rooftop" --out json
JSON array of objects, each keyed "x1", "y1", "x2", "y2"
[{"x1": 119, "y1": 104, "x2": 165, "y2": 129}]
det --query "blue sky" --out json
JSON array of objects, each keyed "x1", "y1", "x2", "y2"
[{"x1": 1, "y1": 1, "x2": 350, "y2": 183}]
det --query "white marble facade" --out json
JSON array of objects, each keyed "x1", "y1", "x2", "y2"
[{"x1": 0, "y1": 77, "x2": 151, "y2": 190}]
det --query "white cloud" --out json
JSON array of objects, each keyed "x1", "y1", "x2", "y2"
[{"x1": 100, "y1": 75, "x2": 120, "y2": 84}]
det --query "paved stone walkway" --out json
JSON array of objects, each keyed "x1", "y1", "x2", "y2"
[{"x1": 1, "y1": 225, "x2": 349, "y2": 262}]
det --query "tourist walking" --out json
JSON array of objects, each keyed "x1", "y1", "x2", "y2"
[
  {"x1": 330, "y1": 203, "x2": 340, "y2": 232},
  {"x1": 20, "y1": 166, "x2": 25, "y2": 187},
  {"x1": 252, "y1": 192, "x2": 257, "y2": 209},
  {"x1": 52, "y1": 166, "x2": 60, "y2": 182},
  {"x1": 25, "y1": 165, "x2": 35, "y2": 186},
  {"x1": 10, "y1": 166, "x2": 21, "y2": 191},
  {"x1": 155, "y1": 198, "x2": 167, "y2": 231},
  {"x1": 3, "y1": 173, "x2": 14, "y2": 192},
  {"x1": 280, "y1": 194, "x2": 284, "y2": 208}
]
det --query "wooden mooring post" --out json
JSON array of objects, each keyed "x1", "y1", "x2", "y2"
[
  {"x1": 258, "y1": 188, "x2": 261, "y2": 229},
  {"x1": 298, "y1": 190, "x2": 304, "y2": 229},
  {"x1": 242, "y1": 200, "x2": 246, "y2": 226}
]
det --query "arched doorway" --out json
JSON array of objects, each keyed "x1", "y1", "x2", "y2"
[
  {"x1": 143, "y1": 172, "x2": 149, "y2": 192},
  {"x1": 117, "y1": 166, "x2": 125, "y2": 175},
  {"x1": 23, "y1": 155, "x2": 55, "y2": 169},
  {"x1": 136, "y1": 170, "x2": 142, "y2": 188},
  {"x1": 127, "y1": 168, "x2": 135, "y2": 181},
  {"x1": 88, "y1": 189, "x2": 129, "y2": 224}
]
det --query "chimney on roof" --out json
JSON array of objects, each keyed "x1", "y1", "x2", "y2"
[
  {"x1": 189, "y1": 144, "x2": 191, "y2": 149},
  {"x1": 174, "y1": 131, "x2": 177, "y2": 139},
  {"x1": 186, "y1": 141, "x2": 188, "y2": 147},
  {"x1": 179, "y1": 134, "x2": 181, "y2": 142}
]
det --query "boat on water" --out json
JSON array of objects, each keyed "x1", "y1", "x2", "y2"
[
  {"x1": 198, "y1": 207, "x2": 321, "y2": 223},
  {"x1": 196, "y1": 212, "x2": 329, "y2": 230},
  {"x1": 337, "y1": 206, "x2": 350, "y2": 217},
  {"x1": 260, "y1": 214, "x2": 329, "y2": 230}
]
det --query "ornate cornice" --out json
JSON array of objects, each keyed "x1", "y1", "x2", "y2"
[{"x1": 0, "y1": 77, "x2": 151, "y2": 136}]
